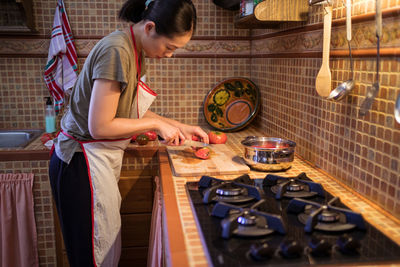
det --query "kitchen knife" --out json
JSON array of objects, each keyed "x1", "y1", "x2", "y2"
[{"x1": 182, "y1": 139, "x2": 210, "y2": 147}]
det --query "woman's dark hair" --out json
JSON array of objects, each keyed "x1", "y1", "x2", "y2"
[{"x1": 119, "y1": 0, "x2": 197, "y2": 38}]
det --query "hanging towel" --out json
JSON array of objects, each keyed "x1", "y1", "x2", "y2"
[
  {"x1": 43, "y1": 0, "x2": 78, "y2": 114},
  {"x1": 0, "y1": 173, "x2": 39, "y2": 267}
]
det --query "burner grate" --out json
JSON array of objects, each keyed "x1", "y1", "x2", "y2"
[
  {"x1": 263, "y1": 172, "x2": 325, "y2": 199},
  {"x1": 212, "y1": 200, "x2": 286, "y2": 238},
  {"x1": 287, "y1": 197, "x2": 366, "y2": 233},
  {"x1": 199, "y1": 174, "x2": 262, "y2": 204}
]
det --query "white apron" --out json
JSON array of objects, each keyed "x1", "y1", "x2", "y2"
[{"x1": 59, "y1": 26, "x2": 157, "y2": 267}]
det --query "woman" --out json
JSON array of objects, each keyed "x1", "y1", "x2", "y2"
[{"x1": 49, "y1": 0, "x2": 208, "y2": 266}]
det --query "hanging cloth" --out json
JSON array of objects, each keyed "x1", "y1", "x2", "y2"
[
  {"x1": 0, "y1": 173, "x2": 39, "y2": 267},
  {"x1": 43, "y1": 0, "x2": 78, "y2": 114}
]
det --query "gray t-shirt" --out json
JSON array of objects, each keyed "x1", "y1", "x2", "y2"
[{"x1": 54, "y1": 29, "x2": 146, "y2": 164}]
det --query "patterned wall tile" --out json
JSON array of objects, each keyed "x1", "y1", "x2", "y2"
[{"x1": 251, "y1": 57, "x2": 400, "y2": 218}]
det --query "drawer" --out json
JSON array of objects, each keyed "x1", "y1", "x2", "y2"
[
  {"x1": 119, "y1": 175, "x2": 153, "y2": 214},
  {"x1": 121, "y1": 213, "x2": 152, "y2": 247}
]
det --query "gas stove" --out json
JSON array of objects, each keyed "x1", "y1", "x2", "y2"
[{"x1": 185, "y1": 173, "x2": 400, "y2": 266}]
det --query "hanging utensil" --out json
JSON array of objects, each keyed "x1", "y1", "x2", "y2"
[
  {"x1": 315, "y1": 4, "x2": 333, "y2": 98},
  {"x1": 328, "y1": 0, "x2": 355, "y2": 101},
  {"x1": 395, "y1": 93, "x2": 400, "y2": 124},
  {"x1": 359, "y1": 0, "x2": 382, "y2": 116}
]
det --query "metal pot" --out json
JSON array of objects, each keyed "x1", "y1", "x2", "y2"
[{"x1": 241, "y1": 136, "x2": 296, "y2": 171}]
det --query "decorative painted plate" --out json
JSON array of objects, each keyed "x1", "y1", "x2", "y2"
[{"x1": 203, "y1": 78, "x2": 260, "y2": 132}]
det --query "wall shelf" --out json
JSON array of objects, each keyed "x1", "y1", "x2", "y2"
[
  {"x1": 235, "y1": 0, "x2": 309, "y2": 29},
  {"x1": 234, "y1": 14, "x2": 281, "y2": 29}
]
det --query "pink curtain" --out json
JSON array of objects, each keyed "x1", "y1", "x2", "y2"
[
  {"x1": 0, "y1": 173, "x2": 39, "y2": 267},
  {"x1": 147, "y1": 176, "x2": 163, "y2": 267}
]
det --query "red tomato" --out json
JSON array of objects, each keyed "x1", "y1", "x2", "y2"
[
  {"x1": 136, "y1": 134, "x2": 149, "y2": 145},
  {"x1": 208, "y1": 131, "x2": 227, "y2": 144},
  {"x1": 194, "y1": 147, "x2": 211, "y2": 160},
  {"x1": 192, "y1": 135, "x2": 200, "y2": 141},
  {"x1": 131, "y1": 134, "x2": 138, "y2": 142},
  {"x1": 143, "y1": 131, "x2": 157, "y2": 141}
]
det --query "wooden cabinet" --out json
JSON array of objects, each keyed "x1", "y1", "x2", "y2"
[
  {"x1": 119, "y1": 172, "x2": 154, "y2": 267},
  {"x1": 235, "y1": 0, "x2": 309, "y2": 29},
  {"x1": 54, "y1": 170, "x2": 155, "y2": 267}
]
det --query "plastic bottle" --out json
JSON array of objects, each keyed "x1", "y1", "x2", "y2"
[{"x1": 45, "y1": 97, "x2": 56, "y2": 133}]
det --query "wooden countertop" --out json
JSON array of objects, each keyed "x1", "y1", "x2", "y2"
[{"x1": 3, "y1": 128, "x2": 400, "y2": 267}]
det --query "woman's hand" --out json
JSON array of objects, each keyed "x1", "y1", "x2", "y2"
[
  {"x1": 179, "y1": 124, "x2": 209, "y2": 144},
  {"x1": 156, "y1": 120, "x2": 185, "y2": 146}
]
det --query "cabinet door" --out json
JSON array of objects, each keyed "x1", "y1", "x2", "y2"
[
  {"x1": 121, "y1": 213, "x2": 152, "y2": 247},
  {"x1": 119, "y1": 175, "x2": 154, "y2": 214},
  {"x1": 119, "y1": 247, "x2": 148, "y2": 267}
]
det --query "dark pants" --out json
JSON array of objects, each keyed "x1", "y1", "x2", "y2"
[{"x1": 49, "y1": 151, "x2": 95, "y2": 267}]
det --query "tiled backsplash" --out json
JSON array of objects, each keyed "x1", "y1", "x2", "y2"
[{"x1": 251, "y1": 57, "x2": 400, "y2": 218}]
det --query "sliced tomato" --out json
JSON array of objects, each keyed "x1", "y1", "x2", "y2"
[
  {"x1": 192, "y1": 135, "x2": 200, "y2": 141},
  {"x1": 194, "y1": 147, "x2": 210, "y2": 160}
]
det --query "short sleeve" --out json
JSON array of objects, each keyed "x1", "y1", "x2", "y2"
[{"x1": 92, "y1": 45, "x2": 131, "y2": 90}]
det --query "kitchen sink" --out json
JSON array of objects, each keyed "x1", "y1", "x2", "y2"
[{"x1": 0, "y1": 129, "x2": 43, "y2": 148}]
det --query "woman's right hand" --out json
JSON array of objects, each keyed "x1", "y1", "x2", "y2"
[{"x1": 156, "y1": 120, "x2": 185, "y2": 146}]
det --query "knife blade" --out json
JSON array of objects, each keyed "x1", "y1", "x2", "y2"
[{"x1": 183, "y1": 139, "x2": 209, "y2": 147}]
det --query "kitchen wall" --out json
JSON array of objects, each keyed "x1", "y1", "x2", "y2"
[
  {"x1": 0, "y1": 0, "x2": 399, "y2": 265},
  {"x1": 250, "y1": 0, "x2": 400, "y2": 220}
]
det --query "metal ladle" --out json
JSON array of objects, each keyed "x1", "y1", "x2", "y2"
[
  {"x1": 395, "y1": 93, "x2": 400, "y2": 124},
  {"x1": 359, "y1": 0, "x2": 382, "y2": 116},
  {"x1": 328, "y1": 0, "x2": 354, "y2": 101}
]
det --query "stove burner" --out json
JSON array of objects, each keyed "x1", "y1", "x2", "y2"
[
  {"x1": 264, "y1": 172, "x2": 325, "y2": 199},
  {"x1": 198, "y1": 175, "x2": 262, "y2": 204},
  {"x1": 211, "y1": 200, "x2": 286, "y2": 238},
  {"x1": 287, "y1": 179, "x2": 305, "y2": 192},
  {"x1": 237, "y1": 211, "x2": 257, "y2": 225},
  {"x1": 317, "y1": 206, "x2": 340, "y2": 223},
  {"x1": 287, "y1": 197, "x2": 366, "y2": 233},
  {"x1": 216, "y1": 184, "x2": 245, "y2": 196}
]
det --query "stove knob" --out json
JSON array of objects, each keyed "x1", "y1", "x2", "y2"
[
  {"x1": 337, "y1": 234, "x2": 361, "y2": 254},
  {"x1": 280, "y1": 239, "x2": 303, "y2": 259},
  {"x1": 250, "y1": 243, "x2": 275, "y2": 261},
  {"x1": 309, "y1": 237, "x2": 332, "y2": 256}
]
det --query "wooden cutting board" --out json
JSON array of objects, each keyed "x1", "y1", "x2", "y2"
[{"x1": 166, "y1": 144, "x2": 250, "y2": 177}]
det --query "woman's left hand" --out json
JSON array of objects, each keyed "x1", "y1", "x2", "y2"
[{"x1": 180, "y1": 124, "x2": 209, "y2": 144}]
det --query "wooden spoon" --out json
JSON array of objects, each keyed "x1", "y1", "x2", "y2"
[{"x1": 315, "y1": 5, "x2": 332, "y2": 98}]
